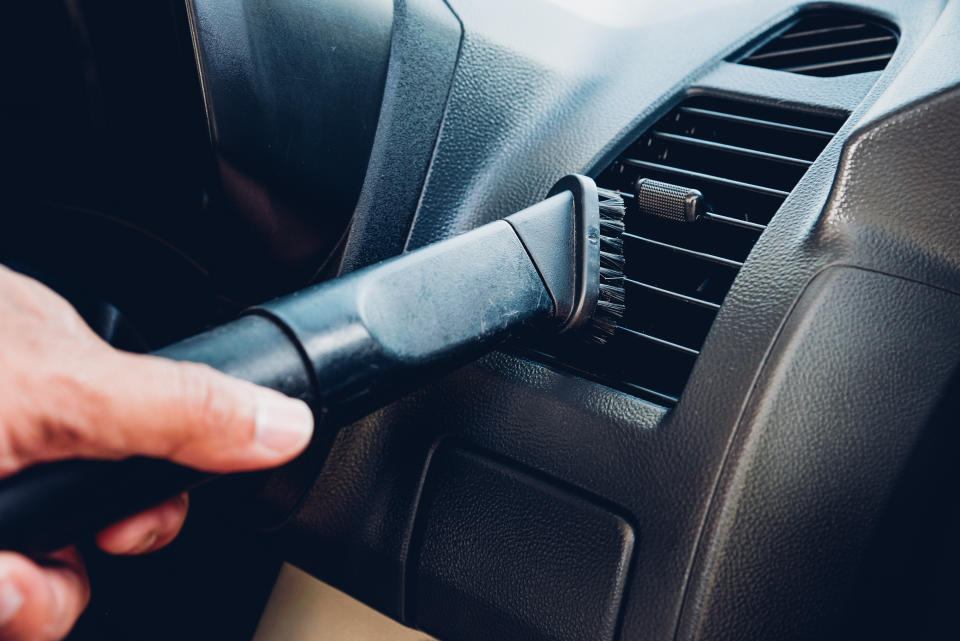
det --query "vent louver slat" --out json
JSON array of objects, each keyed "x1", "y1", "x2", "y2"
[
  {"x1": 530, "y1": 96, "x2": 845, "y2": 406},
  {"x1": 735, "y1": 11, "x2": 898, "y2": 77}
]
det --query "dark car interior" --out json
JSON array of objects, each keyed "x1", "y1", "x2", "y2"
[{"x1": 2, "y1": 1, "x2": 960, "y2": 640}]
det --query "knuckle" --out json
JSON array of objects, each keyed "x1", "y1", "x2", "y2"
[
  {"x1": 40, "y1": 369, "x2": 111, "y2": 458},
  {"x1": 0, "y1": 422, "x2": 29, "y2": 477},
  {"x1": 44, "y1": 601, "x2": 76, "y2": 641},
  {"x1": 174, "y1": 363, "x2": 244, "y2": 441},
  {"x1": 52, "y1": 369, "x2": 107, "y2": 428},
  {"x1": 42, "y1": 586, "x2": 86, "y2": 641},
  {"x1": 0, "y1": 357, "x2": 106, "y2": 471},
  {"x1": 0, "y1": 412, "x2": 88, "y2": 473}
]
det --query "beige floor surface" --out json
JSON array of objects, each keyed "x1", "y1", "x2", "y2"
[{"x1": 253, "y1": 564, "x2": 436, "y2": 641}]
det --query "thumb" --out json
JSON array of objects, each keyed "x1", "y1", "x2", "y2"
[{"x1": 18, "y1": 350, "x2": 314, "y2": 474}]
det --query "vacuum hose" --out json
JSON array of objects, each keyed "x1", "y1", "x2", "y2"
[{"x1": 0, "y1": 175, "x2": 626, "y2": 555}]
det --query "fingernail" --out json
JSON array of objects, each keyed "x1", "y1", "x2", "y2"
[
  {"x1": 0, "y1": 577, "x2": 23, "y2": 625},
  {"x1": 255, "y1": 396, "x2": 314, "y2": 456},
  {"x1": 130, "y1": 531, "x2": 159, "y2": 555}
]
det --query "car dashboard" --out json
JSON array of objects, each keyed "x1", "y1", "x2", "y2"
[{"x1": 2, "y1": 1, "x2": 960, "y2": 640}]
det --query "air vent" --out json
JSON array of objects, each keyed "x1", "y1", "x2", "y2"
[
  {"x1": 734, "y1": 11, "x2": 898, "y2": 77},
  {"x1": 529, "y1": 96, "x2": 846, "y2": 406}
]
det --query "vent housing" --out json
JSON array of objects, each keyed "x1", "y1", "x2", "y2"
[
  {"x1": 530, "y1": 96, "x2": 846, "y2": 406},
  {"x1": 733, "y1": 11, "x2": 898, "y2": 77}
]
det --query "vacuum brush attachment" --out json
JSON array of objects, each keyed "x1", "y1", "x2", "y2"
[{"x1": 0, "y1": 175, "x2": 625, "y2": 554}]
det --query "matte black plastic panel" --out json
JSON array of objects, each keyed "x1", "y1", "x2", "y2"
[
  {"x1": 409, "y1": 446, "x2": 634, "y2": 641},
  {"x1": 186, "y1": 0, "x2": 393, "y2": 281},
  {"x1": 678, "y1": 267, "x2": 960, "y2": 641},
  {"x1": 187, "y1": 0, "x2": 391, "y2": 205},
  {"x1": 340, "y1": 0, "x2": 463, "y2": 273}
]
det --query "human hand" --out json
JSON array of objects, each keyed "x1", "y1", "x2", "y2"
[{"x1": 0, "y1": 266, "x2": 314, "y2": 640}]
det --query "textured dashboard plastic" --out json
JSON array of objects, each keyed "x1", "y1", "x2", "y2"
[
  {"x1": 678, "y1": 266, "x2": 960, "y2": 641},
  {"x1": 339, "y1": 0, "x2": 462, "y2": 273},
  {"x1": 261, "y1": 1, "x2": 960, "y2": 641},
  {"x1": 409, "y1": 446, "x2": 634, "y2": 641}
]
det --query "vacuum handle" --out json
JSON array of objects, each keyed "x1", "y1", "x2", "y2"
[
  {"x1": 0, "y1": 314, "x2": 315, "y2": 556},
  {"x1": 0, "y1": 177, "x2": 598, "y2": 556},
  {"x1": 0, "y1": 217, "x2": 546, "y2": 556}
]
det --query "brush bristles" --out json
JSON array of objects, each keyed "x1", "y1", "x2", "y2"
[
  {"x1": 599, "y1": 249, "x2": 624, "y2": 271},
  {"x1": 586, "y1": 188, "x2": 627, "y2": 345},
  {"x1": 598, "y1": 188, "x2": 626, "y2": 219},
  {"x1": 600, "y1": 234, "x2": 623, "y2": 255}
]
